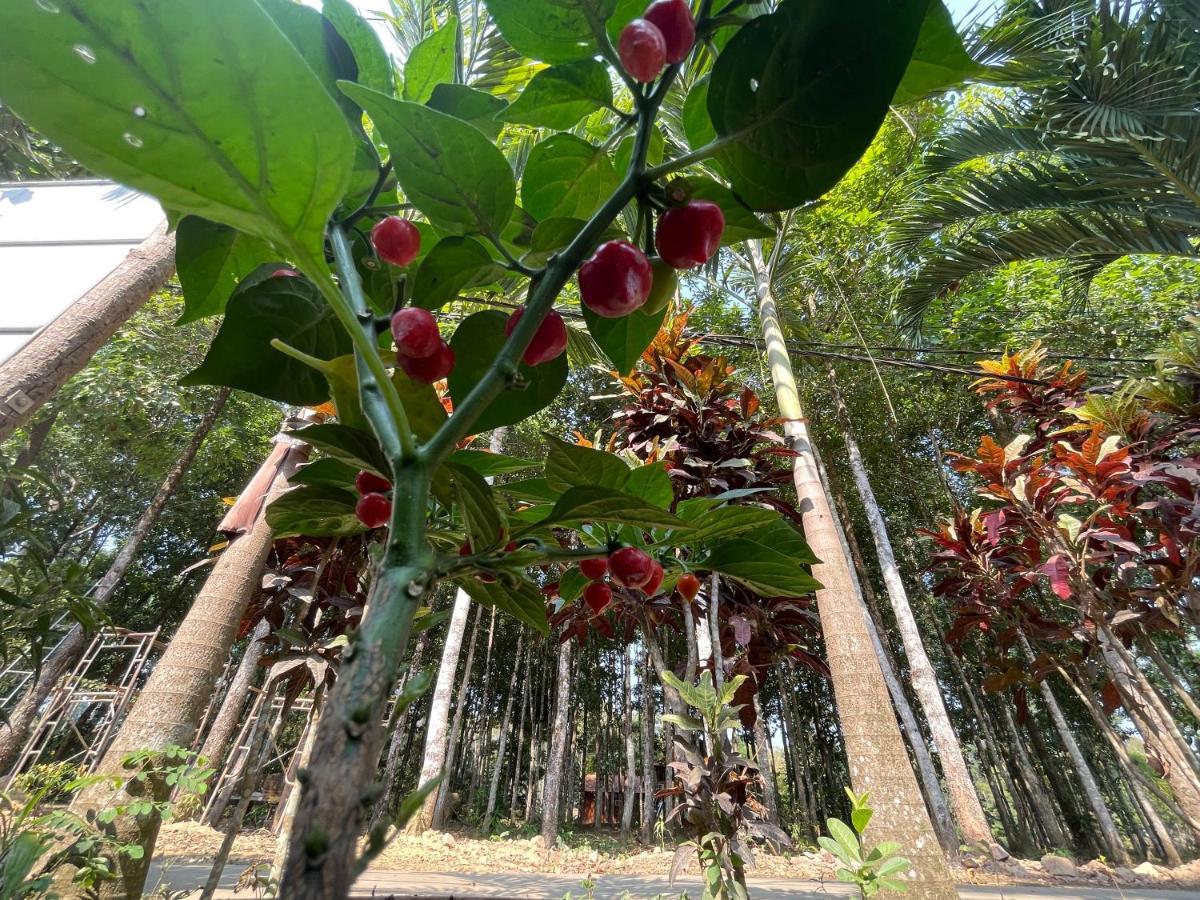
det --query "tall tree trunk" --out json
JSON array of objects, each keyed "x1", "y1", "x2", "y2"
[
  {"x1": 525, "y1": 652, "x2": 548, "y2": 821},
  {"x1": 993, "y1": 700, "x2": 1067, "y2": 849},
  {"x1": 271, "y1": 690, "x2": 326, "y2": 882},
  {"x1": 484, "y1": 633, "x2": 524, "y2": 834},
  {"x1": 541, "y1": 638, "x2": 572, "y2": 847},
  {"x1": 1137, "y1": 632, "x2": 1200, "y2": 725},
  {"x1": 198, "y1": 615, "x2": 270, "y2": 788},
  {"x1": 509, "y1": 649, "x2": 531, "y2": 819},
  {"x1": 433, "y1": 604, "x2": 484, "y2": 828},
  {"x1": 0, "y1": 223, "x2": 175, "y2": 444},
  {"x1": 0, "y1": 386, "x2": 230, "y2": 776},
  {"x1": 370, "y1": 632, "x2": 429, "y2": 832},
  {"x1": 752, "y1": 695, "x2": 779, "y2": 824},
  {"x1": 747, "y1": 241, "x2": 957, "y2": 899},
  {"x1": 55, "y1": 436, "x2": 306, "y2": 897},
  {"x1": 826, "y1": 370, "x2": 993, "y2": 849},
  {"x1": 640, "y1": 643, "x2": 656, "y2": 844},
  {"x1": 621, "y1": 645, "x2": 637, "y2": 836}
]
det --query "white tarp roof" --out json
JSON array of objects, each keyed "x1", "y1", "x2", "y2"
[{"x1": 0, "y1": 179, "x2": 164, "y2": 363}]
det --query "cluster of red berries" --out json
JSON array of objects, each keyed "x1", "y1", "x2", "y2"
[
  {"x1": 577, "y1": 546, "x2": 690, "y2": 615},
  {"x1": 354, "y1": 469, "x2": 393, "y2": 529},
  {"x1": 618, "y1": 0, "x2": 695, "y2": 84},
  {"x1": 578, "y1": 196, "x2": 724, "y2": 318}
]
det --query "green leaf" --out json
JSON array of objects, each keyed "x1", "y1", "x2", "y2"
[
  {"x1": 456, "y1": 575, "x2": 549, "y2": 634},
  {"x1": 404, "y1": 18, "x2": 458, "y2": 104},
  {"x1": 524, "y1": 216, "x2": 623, "y2": 266},
  {"x1": 876, "y1": 856, "x2": 909, "y2": 877},
  {"x1": 447, "y1": 311, "x2": 567, "y2": 431},
  {"x1": 0, "y1": 0, "x2": 354, "y2": 258},
  {"x1": 851, "y1": 805, "x2": 873, "y2": 834},
  {"x1": 501, "y1": 60, "x2": 613, "y2": 129},
  {"x1": 340, "y1": 83, "x2": 515, "y2": 236},
  {"x1": 392, "y1": 366, "x2": 449, "y2": 443},
  {"x1": 892, "y1": 0, "x2": 979, "y2": 105},
  {"x1": 661, "y1": 713, "x2": 704, "y2": 732},
  {"x1": 682, "y1": 75, "x2": 716, "y2": 154},
  {"x1": 674, "y1": 177, "x2": 772, "y2": 244},
  {"x1": 181, "y1": 275, "x2": 350, "y2": 405},
  {"x1": 412, "y1": 237, "x2": 503, "y2": 310},
  {"x1": 522, "y1": 134, "x2": 618, "y2": 222},
  {"x1": 613, "y1": 127, "x2": 665, "y2": 175},
  {"x1": 320, "y1": 354, "x2": 370, "y2": 432},
  {"x1": 827, "y1": 818, "x2": 862, "y2": 862},
  {"x1": 323, "y1": 0, "x2": 395, "y2": 96},
  {"x1": 662, "y1": 670, "x2": 717, "y2": 711},
  {"x1": 818, "y1": 836, "x2": 857, "y2": 868},
  {"x1": 532, "y1": 485, "x2": 686, "y2": 531},
  {"x1": 290, "y1": 458, "x2": 360, "y2": 490},
  {"x1": 494, "y1": 478, "x2": 561, "y2": 503},
  {"x1": 427, "y1": 84, "x2": 508, "y2": 139},
  {"x1": 702, "y1": 533, "x2": 822, "y2": 597},
  {"x1": 393, "y1": 774, "x2": 445, "y2": 830},
  {"x1": 266, "y1": 485, "x2": 365, "y2": 537},
  {"x1": 289, "y1": 423, "x2": 389, "y2": 474},
  {"x1": 558, "y1": 565, "x2": 590, "y2": 603},
  {"x1": 544, "y1": 436, "x2": 630, "y2": 492},
  {"x1": 624, "y1": 463, "x2": 674, "y2": 509},
  {"x1": 707, "y1": 0, "x2": 929, "y2": 211},
  {"x1": 582, "y1": 298, "x2": 667, "y2": 375},
  {"x1": 486, "y1": 0, "x2": 616, "y2": 64},
  {"x1": 174, "y1": 217, "x2": 277, "y2": 323},
  {"x1": 674, "y1": 503, "x2": 782, "y2": 544},
  {"x1": 450, "y1": 463, "x2": 505, "y2": 549},
  {"x1": 449, "y1": 450, "x2": 541, "y2": 477}
]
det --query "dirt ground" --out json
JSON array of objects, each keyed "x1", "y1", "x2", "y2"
[{"x1": 155, "y1": 821, "x2": 1200, "y2": 891}]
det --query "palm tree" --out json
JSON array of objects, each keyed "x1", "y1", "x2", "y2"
[{"x1": 891, "y1": 0, "x2": 1200, "y2": 333}]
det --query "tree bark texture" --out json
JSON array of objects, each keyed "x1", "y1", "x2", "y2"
[
  {"x1": 540, "y1": 638, "x2": 572, "y2": 847},
  {"x1": 484, "y1": 633, "x2": 524, "y2": 833},
  {"x1": 433, "y1": 604, "x2": 484, "y2": 828},
  {"x1": 197, "y1": 615, "x2": 270, "y2": 792}
]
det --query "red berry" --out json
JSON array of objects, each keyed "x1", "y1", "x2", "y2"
[
  {"x1": 355, "y1": 470, "x2": 391, "y2": 496},
  {"x1": 579, "y1": 557, "x2": 608, "y2": 581},
  {"x1": 506, "y1": 307, "x2": 568, "y2": 366},
  {"x1": 609, "y1": 547, "x2": 654, "y2": 589},
  {"x1": 271, "y1": 267, "x2": 300, "y2": 278},
  {"x1": 391, "y1": 307, "x2": 441, "y2": 359},
  {"x1": 641, "y1": 560, "x2": 665, "y2": 596},
  {"x1": 677, "y1": 572, "x2": 701, "y2": 601},
  {"x1": 643, "y1": 0, "x2": 695, "y2": 64},
  {"x1": 655, "y1": 200, "x2": 725, "y2": 269},
  {"x1": 618, "y1": 19, "x2": 667, "y2": 83},
  {"x1": 371, "y1": 216, "x2": 421, "y2": 267},
  {"x1": 584, "y1": 582, "x2": 612, "y2": 615},
  {"x1": 399, "y1": 339, "x2": 455, "y2": 383},
  {"x1": 355, "y1": 493, "x2": 392, "y2": 529},
  {"x1": 579, "y1": 240, "x2": 653, "y2": 318}
]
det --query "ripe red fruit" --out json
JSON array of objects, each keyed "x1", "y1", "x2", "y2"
[
  {"x1": 584, "y1": 582, "x2": 612, "y2": 615},
  {"x1": 579, "y1": 240, "x2": 653, "y2": 318},
  {"x1": 371, "y1": 216, "x2": 421, "y2": 267},
  {"x1": 677, "y1": 572, "x2": 701, "y2": 601},
  {"x1": 609, "y1": 547, "x2": 654, "y2": 589},
  {"x1": 271, "y1": 267, "x2": 300, "y2": 278},
  {"x1": 391, "y1": 307, "x2": 441, "y2": 359},
  {"x1": 655, "y1": 200, "x2": 725, "y2": 269},
  {"x1": 355, "y1": 493, "x2": 392, "y2": 529},
  {"x1": 641, "y1": 560, "x2": 665, "y2": 596},
  {"x1": 399, "y1": 339, "x2": 455, "y2": 383},
  {"x1": 579, "y1": 557, "x2": 609, "y2": 581},
  {"x1": 643, "y1": 0, "x2": 695, "y2": 64},
  {"x1": 618, "y1": 19, "x2": 667, "y2": 83},
  {"x1": 506, "y1": 307, "x2": 568, "y2": 366},
  {"x1": 355, "y1": 470, "x2": 391, "y2": 496}
]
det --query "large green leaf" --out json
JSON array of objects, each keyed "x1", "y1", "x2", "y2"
[
  {"x1": 289, "y1": 423, "x2": 390, "y2": 474},
  {"x1": 450, "y1": 463, "x2": 505, "y2": 548},
  {"x1": 267, "y1": 485, "x2": 366, "y2": 537},
  {"x1": 624, "y1": 463, "x2": 674, "y2": 509},
  {"x1": 449, "y1": 449, "x2": 541, "y2": 477},
  {"x1": 494, "y1": 478, "x2": 562, "y2": 503},
  {"x1": 392, "y1": 367, "x2": 448, "y2": 442},
  {"x1": 702, "y1": 523, "x2": 822, "y2": 597},
  {"x1": 427, "y1": 84, "x2": 508, "y2": 139},
  {"x1": 682, "y1": 75, "x2": 716, "y2": 154},
  {"x1": 707, "y1": 0, "x2": 930, "y2": 211},
  {"x1": 532, "y1": 485, "x2": 686, "y2": 531},
  {"x1": 582, "y1": 300, "x2": 667, "y2": 375},
  {"x1": 174, "y1": 217, "x2": 276, "y2": 323},
  {"x1": 524, "y1": 217, "x2": 623, "y2": 266},
  {"x1": 181, "y1": 275, "x2": 350, "y2": 405},
  {"x1": 412, "y1": 237, "x2": 504, "y2": 310},
  {"x1": 486, "y1": 0, "x2": 616, "y2": 64},
  {"x1": 522, "y1": 133, "x2": 618, "y2": 222},
  {"x1": 447, "y1": 311, "x2": 568, "y2": 431},
  {"x1": 501, "y1": 60, "x2": 613, "y2": 129},
  {"x1": 675, "y1": 503, "x2": 783, "y2": 544},
  {"x1": 404, "y1": 18, "x2": 458, "y2": 104},
  {"x1": 323, "y1": 0, "x2": 395, "y2": 96},
  {"x1": 892, "y1": 0, "x2": 980, "y2": 105},
  {"x1": 0, "y1": 0, "x2": 355, "y2": 258},
  {"x1": 544, "y1": 436, "x2": 631, "y2": 491},
  {"x1": 455, "y1": 575, "x2": 549, "y2": 634},
  {"x1": 290, "y1": 457, "x2": 360, "y2": 490},
  {"x1": 340, "y1": 83, "x2": 515, "y2": 236}
]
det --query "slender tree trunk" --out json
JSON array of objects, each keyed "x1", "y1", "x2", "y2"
[
  {"x1": 1138, "y1": 632, "x2": 1200, "y2": 725},
  {"x1": 0, "y1": 387, "x2": 230, "y2": 776},
  {"x1": 198, "y1": 616, "x2": 270, "y2": 788},
  {"x1": 370, "y1": 632, "x2": 429, "y2": 832},
  {"x1": 640, "y1": 643, "x2": 656, "y2": 844},
  {"x1": 433, "y1": 604, "x2": 483, "y2": 828},
  {"x1": 0, "y1": 223, "x2": 175, "y2": 444},
  {"x1": 541, "y1": 638, "x2": 572, "y2": 847},
  {"x1": 993, "y1": 701, "x2": 1067, "y2": 849},
  {"x1": 271, "y1": 690, "x2": 325, "y2": 883},
  {"x1": 484, "y1": 633, "x2": 524, "y2": 834},
  {"x1": 525, "y1": 653, "x2": 547, "y2": 821},
  {"x1": 752, "y1": 695, "x2": 779, "y2": 824},
  {"x1": 827, "y1": 371, "x2": 993, "y2": 849},
  {"x1": 621, "y1": 645, "x2": 638, "y2": 836},
  {"x1": 55, "y1": 437, "x2": 306, "y2": 897},
  {"x1": 747, "y1": 241, "x2": 956, "y2": 898},
  {"x1": 509, "y1": 650, "x2": 531, "y2": 818}
]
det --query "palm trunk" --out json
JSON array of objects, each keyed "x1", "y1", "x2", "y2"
[
  {"x1": 0, "y1": 223, "x2": 175, "y2": 444},
  {"x1": 433, "y1": 604, "x2": 484, "y2": 828},
  {"x1": 540, "y1": 638, "x2": 572, "y2": 846},
  {"x1": 57, "y1": 436, "x2": 307, "y2": 897},
  {"x1": 747, "y1": 241, "x2": 957, "y2": 898},
  {"x1": 826, "y1": 370, "x2": 993, "y2": 849},
  {"x1": 0, "y1": 386, "x2": 230, "y2": 776},
  {"x1": 484, "y1": 633, "x2": 524, "y2": 834}
]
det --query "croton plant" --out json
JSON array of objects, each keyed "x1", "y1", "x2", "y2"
[{"x1": 0, "y1": 0, "x2": 970, "y2": 893}]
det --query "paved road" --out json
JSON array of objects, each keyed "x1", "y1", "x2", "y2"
[{"x1": 149, "y1": 862, "x2": 1198, "y2": 899}]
